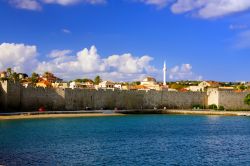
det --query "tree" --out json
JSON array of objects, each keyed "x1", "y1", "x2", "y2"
[
  {"x1": 6, "y1": 67, "x2": 12, "y2": 78},
  {"x1": 94, "y1": 76, "x2": 102, "y2": 85},
  {"x1": 237, "y1": 85, "x2": 247, "y2": 91},
  {"x1": 131, "y1": 81, "x2": 141, "y2": 85},
  {"x1": 31, "y1": 72, "x2": 39, "y2": 84},
  {"x1": 82, "y1": 78, "x2": 93, "y2": 83},
  {"x1": 43, "y1": 71, "x2": 54, "y2": 78},
  {"x1": 244, "y1": 94, "x2": 250, "y2": 106},
  {"x1": 5, "y1": 68, "x2": 19, "y2": 82},
  {"x1": 11, "y1": 72, "x2": 19, "y2": 82}
]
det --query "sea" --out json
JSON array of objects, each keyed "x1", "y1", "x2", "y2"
[{"x1": 0, "y1": 114, "x2": 250, "y2": 165}]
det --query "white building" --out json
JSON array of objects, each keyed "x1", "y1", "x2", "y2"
[
  {"x1": 98, "y1": 81, "x2": 115, "y2": 89},
  {"x1": 69, "y1": 81, "x2": 94, "y2": 89},
  {"x1": 114, "y1": 84, "x2": 122, "y2": 90},
  {"x1": 187, "y1": 81, "x2": 220, "y2": 92},
  {"x1": 141, "y1": 77, "x2": 161, "y2": 90}
]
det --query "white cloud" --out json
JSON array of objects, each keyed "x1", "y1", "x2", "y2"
[
  {"x1": 61, "y1": 29, "x2": 71, "y2": 34},
  {"x1": 36, "y1": 45, "x2": 157, "y2": 81},
  {"x1": 234, "y1": 30, "x2": 250, "y2": 48},
  {"x1": 139, "y1": 0, "x2": 169, "y2": 8},
  {"x1": 42, "y1": 0, "x2": 105, "y2": 5},
  {"x1": 0, "y1": 43, "x2": 38, "y2": 73},
  {"x1": 138, "y1": 0, "x2": 250, "y2": 19},
  {"x1": 171, "y1": 0, "x2": 250, "y2": 19},
  {"x1": 229, "y1": 24, "x2": 248, "y2": 30},
  {"x1": 105, "y1": 54, "x2": 153, "y2": 74},
  {"x1": 9, "y1": 0, "x2": 42, "y2": 10},
  {"x1": 48, "y1": 49, "x2": 72, "y2": 58},
  {"x1": 169, "y1": 64, "x2": 202, "y2": 80},
  {"x1": 8, "y1": 0, "x2": 105, "y2": 10},
  {"x1": 0, "y1": 42, "x2": 202, "y2": 81}
]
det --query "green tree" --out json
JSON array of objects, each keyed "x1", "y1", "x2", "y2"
[
  {"x1": 131, "y1": 81, "x2": 141, "y2": 85},
  {"x1": 244, "y1": 94, "x2": 250, "y2": 106},
  {"x1": 31, "y1": 72, "x2": 39, "y2": 84},
  {"x1": 43, "y1": 71, "x2": 54, "y2": 78},
  {"x1": 11, "y1": 72, "x2": 19, "y2": 82},
  {"x1": 82, "y1": 78, "x2": 93, "y2": 83},
  {"x1": 94, "y1": 75, "x2": 102, "y2": 85},
  {"x1": 238, "y1": 85, "x2": 247, "y2": 91},
  {"x1": 6, "y1": 67, "x2": 12, "y2": 78},
  {"x1": 208, "y1": 104, "x2": 218, "y2": 110}
]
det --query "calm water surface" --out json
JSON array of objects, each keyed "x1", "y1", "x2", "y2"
[{"x1": 1, "y1": 115, "x2": 250, "y2": 166}]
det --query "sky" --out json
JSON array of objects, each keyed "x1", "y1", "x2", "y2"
[{"x1": 0, "y1": 0, "x2": 250, "y2": 82}]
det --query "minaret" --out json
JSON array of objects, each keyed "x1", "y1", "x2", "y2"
[{"x1": 163, "y1": 61, "x2": 167, "y2": 86}]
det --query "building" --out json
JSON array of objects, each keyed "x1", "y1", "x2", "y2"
[
  {"x1": 36, "y1": 80, "x2": 52, "y2": 88},
  {"x1": 20, "y1": 80, "x2": 32, "y2": 88},
  {"x1": 0, "y1": 71, "x2": 7, "y2": 79},
  {"x1": 98, "y1": 81, "x2": 115, "y2": 89},
  {"x1": 41, "y1": 72, "x2": 63, "y2": 83},
  {"x1": 140, "y1": 77, "x2": 161, "y2": 90},
  {"x1": 52, "y1": 82, "x2": 69, "y2": 89},
  {"x1": 69, "y1": 81, "x2": 94, "y2": 89},
  {"x1": 187, "y1": 81, "x2": 220, "y2": 92},
  {"x1": 18, "y1": 73, "x2": 28, "y2": 80},
  {"x1": 246, "y1": 82, "x2": 250, "y2": 87},
  {"x1": 128, "y1": 85, "x2": 149, "y2": 91},
  {"x1": 114, "y1": 83, "x2": 122, "y2": 90}
]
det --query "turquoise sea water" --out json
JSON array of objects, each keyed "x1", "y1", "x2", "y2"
[{"x1": 1, "y1": 115, "x2": 250, "y2": 165}]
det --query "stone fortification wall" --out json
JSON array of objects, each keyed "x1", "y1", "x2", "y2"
[
  {"x1": 0, "y1": 81, "x2": 20, "y2": 111},
  {"x1": 0, "y1": 81, "x2": 7, "y2": 110},
  {"x1": 65, "y1": 89, "x2": 146, "y2": 110},
  {"x1": 1, "y1": 81, "x2": 249, "y2": 111},
  {"x1": 218, "y1": 91, "x2": 250, "y2": 111},
  {"x1": 64, "y1": 89, "x2": 206, "y2": 110},
  {"x1": 143, "y1": 90, "x2": 206, "y2": 109},
  {"x1": 20, "y1": 86, "x2": 65, "y2": 111},
  {"x1": 0, "y1": 82, "x2": 207, "y2": 111}
]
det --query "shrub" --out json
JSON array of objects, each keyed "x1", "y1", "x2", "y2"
[
  {"x1": 208, "y1": 104, "x2": 218, "y2": 110},
  {"x1": 218, "y1": 106, "x2": 225, "y2": 111},
  {"x1": 192, "y1": 104, "x2": 205, "y2": 109},
  {"x1": 244, "y1": 94, "x2": 250, "y2": 106}
]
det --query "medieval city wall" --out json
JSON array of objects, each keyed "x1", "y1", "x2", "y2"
[
  {"x1": 0, "y1": 81, "x2": 250, "y2": 112},
  {"x1": 143, "y1": 90, "x2": 206, "y2": 109},
  {"x1": 218, "y1": 91, "x2": 250, "y2": 111},
  {"x1": 20, "y1": 86, "x2": 65, "y2": 111},
  {"x1": 0, "y1": 81, "x2": 7, "y2": 110}
]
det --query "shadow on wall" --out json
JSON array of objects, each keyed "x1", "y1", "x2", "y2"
[{"x1": 0, "y1": 81, "x2": 6, "y2": 111}]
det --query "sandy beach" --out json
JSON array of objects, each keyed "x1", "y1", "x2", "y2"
[
  {"x1": 0, "y1": 112, "x2": 125, "y2": 120},
  {"x1": 1, "y1": 110, "x2": 250, "y2": 120}
]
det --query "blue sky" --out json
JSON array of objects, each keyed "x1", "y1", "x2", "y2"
[{"x1": 0, "y1": 0, "x2": 250, "y2": 82}]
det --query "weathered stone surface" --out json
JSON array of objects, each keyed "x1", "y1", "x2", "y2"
[{"x1": 0, "y1": 81, "x2": 249, "y2": 111}]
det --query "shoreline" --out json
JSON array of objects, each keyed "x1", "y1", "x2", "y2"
[
  {"x1": 163, "y1": 110, "x2": 250, "y2": 116},
  {"x1": 116, "y1": 109, "x2": 250, "y2": 116},
  {"x1": 0, "y1": 112, "x2": 125, "y2": 120},
  {"x1": 1, "y1": 110, "x2": 250, "y2": 120}
]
